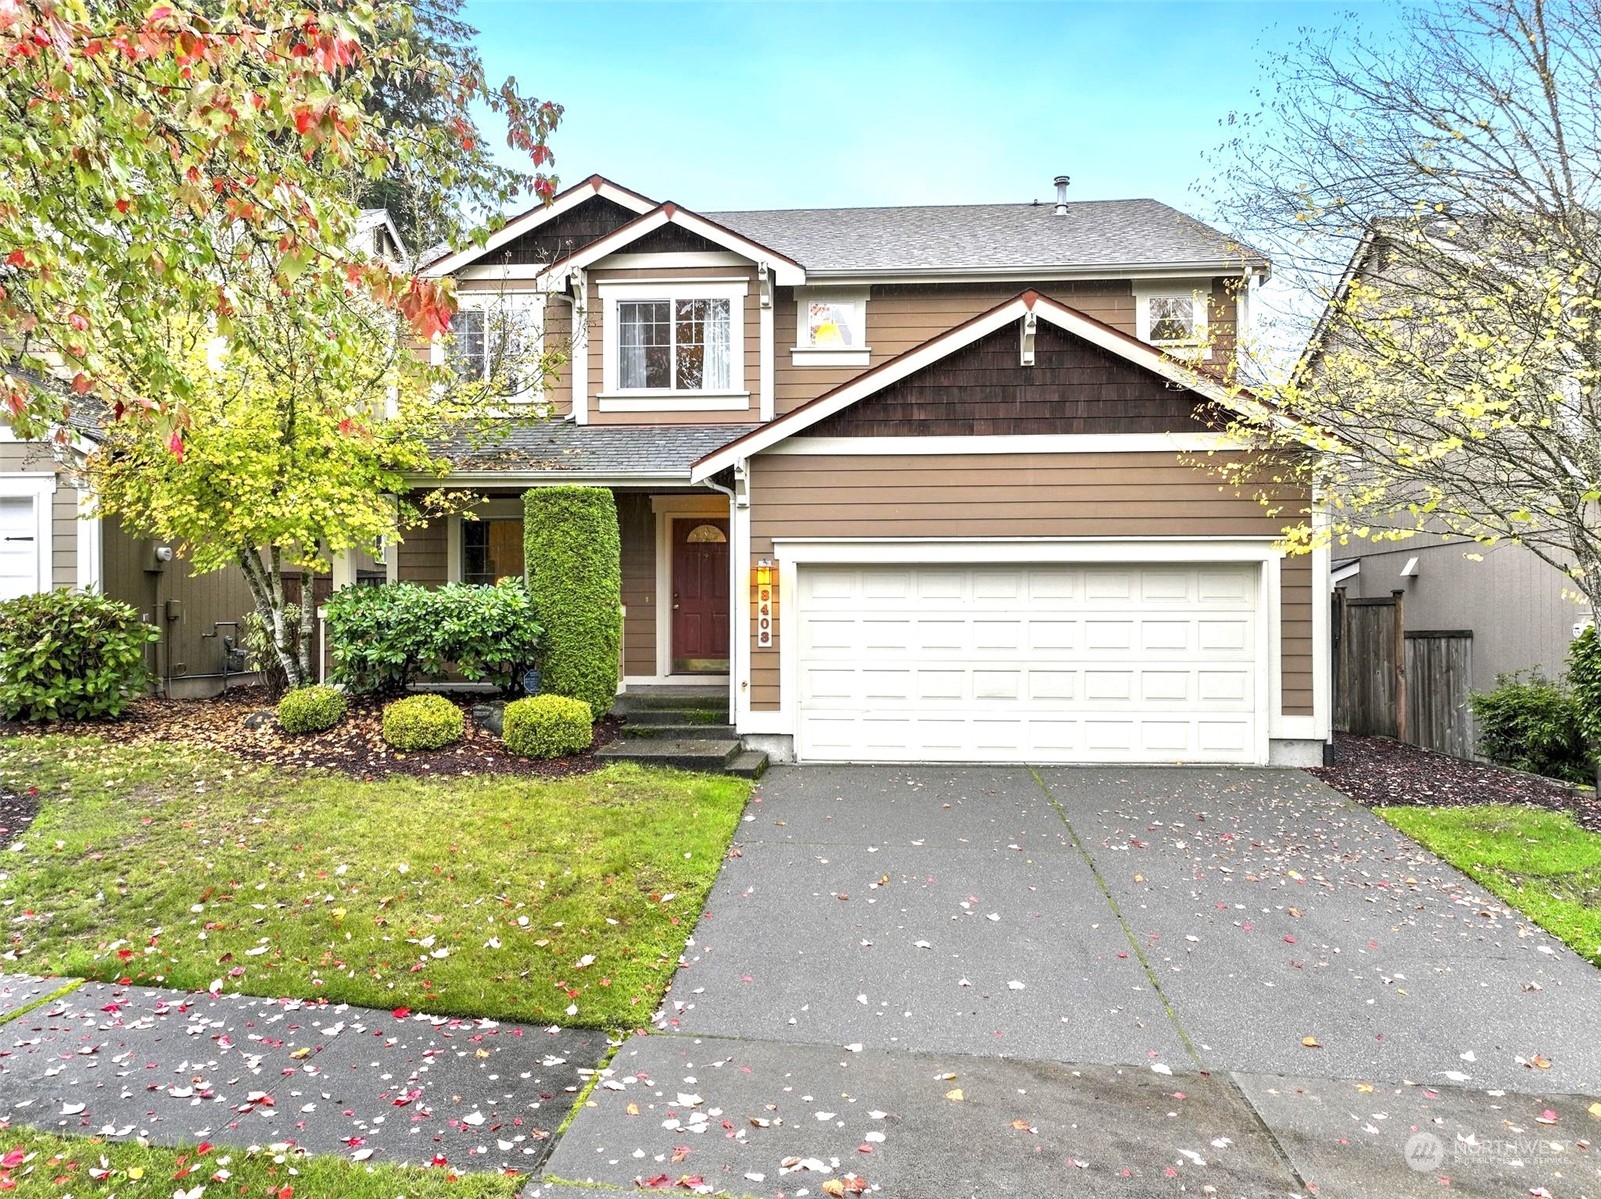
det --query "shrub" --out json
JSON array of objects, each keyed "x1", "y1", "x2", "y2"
[
  {"x1": 276, "y1": 684, "x2": 347, "y2": 734},
  {"x1": 0, "y1": 589, "x2": 158, "y2": 721},
  {"x1": 1469, "y1": 670, "x2": 1591, "y2": 784},
  {"x1": 502, "y1": 694, "x2": 593, "y2": 759},
  {"x1": 326, "y1": 579, "x2": 541, "y2": 695},
  {"x1": 524, "y1": 487, "x2": 620, "y2": 718},
  {"x1": 381, "y1": 693, "x2": 464, "y2": 751},
  {"x1": 1569, "y1": 627, "x2": 1601, "y2": 777}
]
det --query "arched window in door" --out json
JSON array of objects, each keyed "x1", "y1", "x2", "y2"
[{"x1": 685, "y1": 524, "x2": 728, "y2": 544}]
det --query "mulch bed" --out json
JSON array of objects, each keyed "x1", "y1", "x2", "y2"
[
  {"x1": 1311, "y1": 731, "x2": 1601, "y2": 832},
  {"x1": 0, "y1": 687, "x2": 620, "y2": 782}
]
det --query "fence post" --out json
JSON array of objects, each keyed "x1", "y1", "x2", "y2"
[{"x1": 1392, "y1": 588, "x2": 1408, "y2": 744}]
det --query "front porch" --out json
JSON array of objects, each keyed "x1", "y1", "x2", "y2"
[{"x1": 392, "y1": 485, "x2": 737, "y2": 690}]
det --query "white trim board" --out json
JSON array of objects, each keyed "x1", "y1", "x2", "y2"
[
  {"x1": 765, "y1": 433, "x2": 1243, "y2": 456},
  {"x1": 692, "y1": 291, "x2": 1298, "y2": 481}
]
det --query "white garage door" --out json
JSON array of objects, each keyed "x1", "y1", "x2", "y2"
[{"x1": 795, "y1": 562, "x2": 1263, "y2": 764}]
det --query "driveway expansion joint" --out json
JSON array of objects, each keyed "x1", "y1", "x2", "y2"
[{"x1": 1030, "y1": 766, "x2": 1206, "y2": 1071}]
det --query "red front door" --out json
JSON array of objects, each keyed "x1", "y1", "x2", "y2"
[{"x1": 672, "y1": 518, "x2": 730, "y2": 673}]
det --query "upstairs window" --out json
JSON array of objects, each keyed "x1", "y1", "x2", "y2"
[
  {"x1": 444, "y1": 296, "x2": 543, "y2": 398},
  {"x1": 1136, "y1": 284, "x2": 1212, "y2": 359},
  {"x1": 618, "y1": 298, "x2": 732, "y2": 391},
  {"x1": 792, "y1": 287, "x2": 870, "y2": 367},
  {"x1": 599, "y1": 280, "x2": 748, "y2": 408}
]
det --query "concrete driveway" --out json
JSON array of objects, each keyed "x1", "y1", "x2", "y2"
[{"x1": 541, "y1": 766, "x2": 1601, "y2": 1199}]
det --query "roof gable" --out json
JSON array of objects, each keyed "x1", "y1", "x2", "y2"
[
  {"x1": 420, "y1": 175, "x2": 657, "y2": 276},
  {"x1": 691, "y1": 291, "x2": 1297, "y2": 480},
  {"x1": 807, "y1": 320, "x2": 1225, "y2": 438},
  {"x1": 544, "y1": 203, "x2": 806, "y2": 287}
]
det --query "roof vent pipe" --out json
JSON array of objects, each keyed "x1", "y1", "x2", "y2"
[{"x1": 1053, "y1": 175, "x2": 1070, "y2": 216}]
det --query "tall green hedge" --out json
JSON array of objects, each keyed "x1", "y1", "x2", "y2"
[{"x1": 524, "y1": 486, "x2": 620, "y2": 718}]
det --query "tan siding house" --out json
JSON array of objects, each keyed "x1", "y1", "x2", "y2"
[{"x1": 380, "y1": 174, "x2": 1327, "y2": 764}]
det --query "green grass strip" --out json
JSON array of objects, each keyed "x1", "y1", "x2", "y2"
[{"x1": 0, "y1": 978, "x2": 83, "y2": 1026}]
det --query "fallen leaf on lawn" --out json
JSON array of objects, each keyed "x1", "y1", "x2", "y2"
[
  {"x1": 945, "y1": 1088, "x2": 964, "y2": 1102},
  {"x1": 1302, "y1": 1036, "x2": 1322, "y2": 1049}
]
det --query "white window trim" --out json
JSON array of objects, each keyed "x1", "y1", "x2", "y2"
[
  {"x1": 599, "y1": 279, "x2": 748, "y2": 406},
  {"x1": 792, "y1": 285, "x2": 870, "y2": 367},
  {"x1": 0, "y1": 471, "x2": 56, "y2": 595},
  {"x1": 430, "y1": 291, "x2": 548, "y2": 405},
  {"x1": 1134, "y1": 279, "x2": 1213, "y2": 361},
  {"x1": 75, "y1": 488, "x2": 101, "y2": 591}
]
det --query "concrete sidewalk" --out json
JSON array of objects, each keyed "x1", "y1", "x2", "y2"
[{"x1": 0, "y1": 977, "x2": 607, "y2": 1174}]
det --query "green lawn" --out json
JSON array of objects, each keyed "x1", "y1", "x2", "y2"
[
  {"x1": 0, "y1": 1127, "x2": 522, "y2": 1198},
  {"x1": 1380, "y1": 804, "x2": 1601, "y2": 963},
  {"x1": 0, "y1": 736, "x2": 749, "y2": 1026}
]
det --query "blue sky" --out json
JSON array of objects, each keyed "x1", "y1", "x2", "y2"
[{"x1": 466, "y1": 1, "x2": 1409, "y2": 224}]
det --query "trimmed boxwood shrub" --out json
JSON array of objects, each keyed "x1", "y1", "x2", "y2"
[
  {"x1": 381, "y1": 693, "x2": 465, "y2": 750},
  {"x1": 0, "y1": 589, "x2": 158, "y2": 721},
  {"x1": 502, "y1": 694, "x2": 593, "y2": 759},
  {"x1": 1469, "y1": 670, "x2": 1591, "y2": 784},
  {"x1": 524, "y1": 486, "x2": 620, "y2": 719},
  {"x1": 276, "y1": 684, "x2": 347, "y2": 734},
  {"x1": 325, "y1": 579, "x2": 542, "y2": 696}
]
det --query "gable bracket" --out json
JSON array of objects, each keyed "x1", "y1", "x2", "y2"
[
  {"x1": 1019, "y1": 311, "x2": 1037, "y2": 367},
  {"x1": 758, "y1": 262, "x2": 773, "y2": 310}
]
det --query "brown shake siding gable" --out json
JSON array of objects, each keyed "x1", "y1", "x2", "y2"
[{"x1": 745, "y1": 450, "x2": 1313, "y2": 717}]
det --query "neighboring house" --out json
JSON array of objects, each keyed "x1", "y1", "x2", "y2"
[
  {"x1": 1309, "y1": 228, "x2": 1586, "y2": 702},
  {"x1": 394, "y1": 174, "x2": 1330, "y2": 766},
  {"x1": 0, "y1": 209, "x2": 409, "y2": 699}
]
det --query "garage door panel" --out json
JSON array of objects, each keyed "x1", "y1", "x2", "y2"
[{"x1": 795, "y1": 563, "x2": 1262, "y2": 764}]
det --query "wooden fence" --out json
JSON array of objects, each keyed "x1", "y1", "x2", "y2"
[{"x1": 1333, "y1": 588, "x2": 1475, "y2": 758}]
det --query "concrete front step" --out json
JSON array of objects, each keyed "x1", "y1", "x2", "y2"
[
  {"x1": 616, "y1": 706, "x2": 731, "y2": 727},
  {"x1": 623, "y1": 722, "x2": 737, "y2": 741},
  {"x1": 596, "y1": 737, "x2": 744, "y2": 773},
  {"x1": 612, "y1": 688, "x2": 727, "y2": 713}
]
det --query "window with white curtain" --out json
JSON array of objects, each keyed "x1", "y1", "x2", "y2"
[
  {"x1": 617, "y1": 297, "x2": 733, "y2": 391},
  {"x1": 601, "y1": 281, "x2": 746, "y2": 404}
]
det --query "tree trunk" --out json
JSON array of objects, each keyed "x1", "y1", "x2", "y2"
[{"x1": 238, "y1": 546, "x2": 310, "y2": 690}]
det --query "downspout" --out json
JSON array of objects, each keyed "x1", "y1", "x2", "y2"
[{"x1": 702, "y1": 466, "x2": 744, "y2": 730}]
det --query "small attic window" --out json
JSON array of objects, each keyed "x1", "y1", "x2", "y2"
[
  {"x1": 1135, "y1": 283, "x2": 1212, "y2": 361},
  {"x1": 792, "y1": 287, "x2": 870, "y2": 367}
]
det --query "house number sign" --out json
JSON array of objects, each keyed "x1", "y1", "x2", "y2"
[{"x1": 756, "y1": 583, "x2": 773, "y2": 647}]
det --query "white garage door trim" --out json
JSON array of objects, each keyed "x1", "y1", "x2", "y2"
[
  {"x1": 773, "y1": 538, "x2": 1280, "y2": 766},
  {"x1": 0, "y1": 473, "x2": 55, "y2": 599}
]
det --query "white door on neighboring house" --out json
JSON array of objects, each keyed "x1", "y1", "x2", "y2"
[{"x1": 0, "y1": 495, "x2": 41, "y2": 599}]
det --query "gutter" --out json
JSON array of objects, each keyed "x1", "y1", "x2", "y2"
[{"x1": 799, "y1": 260, "x2": 1272, "y2": 285}]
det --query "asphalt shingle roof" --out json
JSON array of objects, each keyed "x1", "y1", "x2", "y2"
[
  {"x1": 437, "y1": 419, "x2": 759, "y2": 477},
  {"x1": 705, "y1": 199, "x2": 1267, "y2": 276}
]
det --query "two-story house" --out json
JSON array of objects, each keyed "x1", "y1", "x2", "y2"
[{"x1": 391, "y1": 174, "x2": 1330, "y2": 767}]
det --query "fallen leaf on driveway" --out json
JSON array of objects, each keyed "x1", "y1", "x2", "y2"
[
  {"x1": 945, "y1": 1088, "x2": 964, "y2": 1102},
  {"x1": 1302, "y1": 1036, "x2": 1322, "y2": 1049},
  {"x1": 1530, "y1": 1054, "x2": 1553, "y2": 1070}
]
